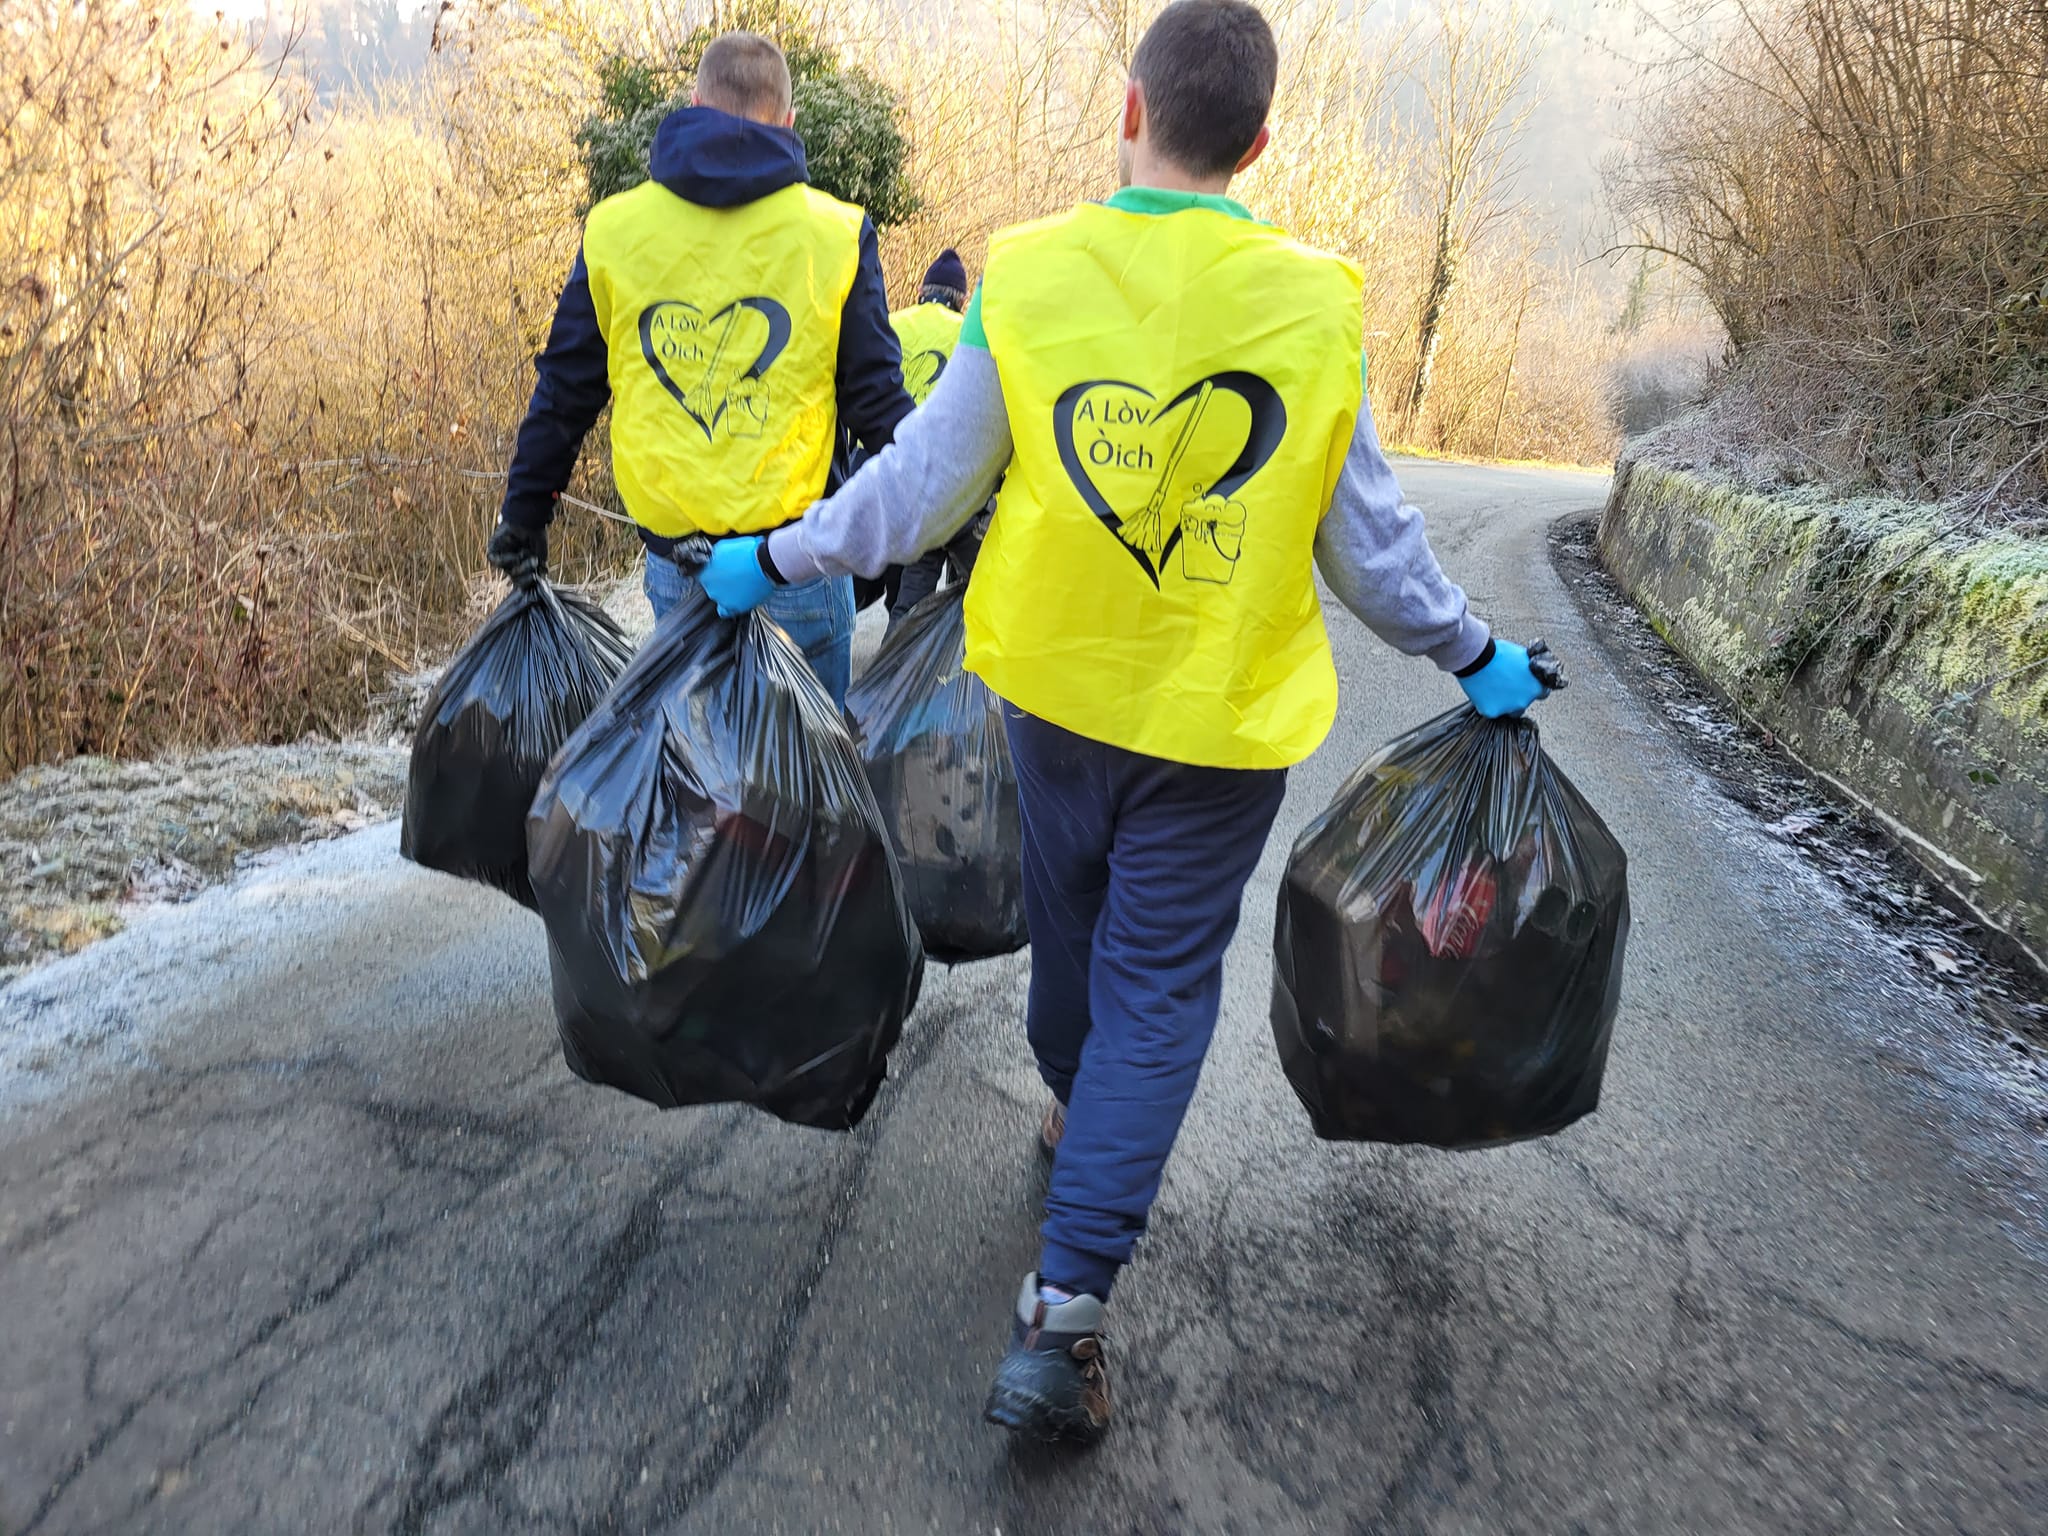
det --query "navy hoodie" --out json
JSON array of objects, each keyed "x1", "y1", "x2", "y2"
[{"x1": 499, "y1": 107, "x2": 914, "y2": 544}]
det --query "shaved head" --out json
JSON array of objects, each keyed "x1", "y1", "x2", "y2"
[{"x1": 695, "y1": 32, "x2": 793, "y2": 125}]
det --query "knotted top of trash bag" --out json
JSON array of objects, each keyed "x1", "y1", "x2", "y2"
[{"x1": 401, "y1": 579, "x2": 633, "y2": 908}]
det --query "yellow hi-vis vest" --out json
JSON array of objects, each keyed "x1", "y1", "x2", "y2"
[
  {"x1": 966, "y1": 203, "x2": 1365, "y2": 769},
  {"x1": 889, "y1": 301, "x2": 962, "y2": 405},
  {"x1": 582, "y1": 180, "x2": 864, "y2": 538}
]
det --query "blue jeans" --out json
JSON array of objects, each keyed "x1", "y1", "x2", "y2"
[
  {"x1": 642, "y1": 550, "x2": 855, "y2": 708},
  {"x1": 1006, "y1": 708, "x2": 1288, "y2": 1300}
]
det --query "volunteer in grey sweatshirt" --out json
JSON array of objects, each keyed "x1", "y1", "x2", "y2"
[{"x1": 694, "y1": 0, "x2": 1556, "y2": 1450}]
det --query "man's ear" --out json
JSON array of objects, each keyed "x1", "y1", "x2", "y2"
[
  {"x1": 1122, "y1": 78, "x2": 1144, "y2": 143},
  {"x1": 1234, "y1": 123, "x2": 1271, "y2": 175},
  {"x1": 690, "y1": 88, "x2": 703, "y2": 108},
  {"x1": 783, "y1": 107, "x2": 797, "y2": 127}
]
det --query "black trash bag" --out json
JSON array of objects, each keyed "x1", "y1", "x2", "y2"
[
  {"x1": 846, "y1": 584, "x2": 1028, "y2": 963},
  {"x1": 1271, "y1": 706, "x2": 1629, "y2": 1148},
  {"x1": 527, "y1": 600, "x2": 925, "y2": 1130},
  {"x1": 401, "y1": 579, "x2": 634, "y2": 909}
]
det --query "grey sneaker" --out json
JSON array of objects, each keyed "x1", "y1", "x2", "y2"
[
  {"x1": 983, "y1": 1273, "x2": 1110, "y2": 1443},
  {"x1": 1038, "y1": 1098, "x2": 1065, "y2": 1160}
]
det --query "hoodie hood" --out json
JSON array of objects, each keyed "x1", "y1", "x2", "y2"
[{"x1": 650, "y1": 105, "x2": 809, "y2": 209}]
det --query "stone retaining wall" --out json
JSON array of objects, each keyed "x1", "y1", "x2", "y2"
[{"x1": 1599, "y1": 453, "x2": 2048, "y2": 967}]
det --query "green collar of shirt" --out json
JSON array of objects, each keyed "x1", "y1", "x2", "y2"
[
  {"x1": 960, "y1": 187, "x2": 1256, "y2": 348},
  {"x1": 1101, "y1": 185, "x2": 1256, "y2": 222}
]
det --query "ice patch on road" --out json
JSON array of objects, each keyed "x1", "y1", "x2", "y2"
[{"x1": 0, "y1": 819, "x2": 411, "y2": 1114}]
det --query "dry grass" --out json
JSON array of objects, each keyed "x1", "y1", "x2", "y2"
[
  {"x1": 0, "y1": 3, "x2": 636, "y2": 773},
  {"x1": 1, "y1": 0, "x2": 1621, "y2": 774},
  {"x1": 0, "y1": 740, "x2": 406, "y2": 977}
]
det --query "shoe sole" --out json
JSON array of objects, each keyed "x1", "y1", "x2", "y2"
[{"x1": 984, "y1": 1383, "x2": 1104, "y2": 1444}]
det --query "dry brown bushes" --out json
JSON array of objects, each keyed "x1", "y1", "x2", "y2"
[
  {"x1": 2, "y1": 0, "x2": 1620, "y2": 773},
  {"x1": 0, "y1": 2, "x2": 632, "y2": 773},
  {"x1": 864, "y1": 0, "x2": 1619, "y2": 463},
  {"x1": 1608, "y1": 0, "x2": 2048, "y2": 522}
]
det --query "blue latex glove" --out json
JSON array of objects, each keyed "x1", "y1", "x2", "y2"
[
  {"x1": 1457, "y1": 638, "x2": 1562, "y2": 718},
  {"x1": 699, "y1": 535, "x2": 776, "y2": 618}
]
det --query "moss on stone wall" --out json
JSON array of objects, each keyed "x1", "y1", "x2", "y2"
[{"x1": 1600, "y1": 452, "x2": 2047, "y2": 965}]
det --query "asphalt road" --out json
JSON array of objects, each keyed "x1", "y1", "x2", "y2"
[{"x1": 3, "y1": 461, "x2": 2043, "y2": 1535}]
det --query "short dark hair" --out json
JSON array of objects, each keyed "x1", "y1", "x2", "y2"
[
  {"x1": 1129, "y1": 1, "x2": 1278, "y2": 178},
  {"x1": 696, "y1": 32, "x2": 792, "y2": 123}
]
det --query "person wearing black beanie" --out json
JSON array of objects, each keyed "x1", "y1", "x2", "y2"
[
  {"x1": 917, "y1": 247, "x2": 969, "y2": 310},
  {"x1": 873, "y1": 247, "x2": 990, "y2": 627}
]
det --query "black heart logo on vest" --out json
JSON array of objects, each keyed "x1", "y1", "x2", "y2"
[
  {"x1": 640, "y1": 297, "x2": 792, "y2": 442},
  {"x1": 1053, "y1": 371, "x2": 1285, "y2": 588},
  {"x1": 904, "y1": 347, "x2": 947, "y2": 403}
]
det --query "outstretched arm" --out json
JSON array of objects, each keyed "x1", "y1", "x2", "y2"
[
  {"x1": 1314, "y1": 388, "x2": 1492, "y2": 673},
  {"x1": 765, "y1": 343, "x2": 1014, "y2": 584},
  {"x1": 1316, "y1": 387, "x2": 1559, "y2": 716}
]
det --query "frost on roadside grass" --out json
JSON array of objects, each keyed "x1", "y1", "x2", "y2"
[
  {"x1": 0, "y1": 576, "x2": 650, "y2": 983},
  {"x1": 0, "y1": 745, "x2": 405, "y2": 982}
]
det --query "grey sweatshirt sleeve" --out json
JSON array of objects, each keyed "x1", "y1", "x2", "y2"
[
  {"x1": 1315, "y1": 392, "x2": 1491, "y2": 672},
  {"x1": 767, "y1": 345, "x2": 1013, "y2": 584}
]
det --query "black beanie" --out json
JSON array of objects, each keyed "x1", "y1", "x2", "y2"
[{"x1": 919, "y1": 247, "x2": 968, "y2": 309}]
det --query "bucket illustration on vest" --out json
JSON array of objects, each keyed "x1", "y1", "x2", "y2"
[
  {"x1": 1054, "y1": 370, "x2": 1284, "y2": 589},
  {"x1": 639, "y1": 296, "x2": 792, "y2": 442}
]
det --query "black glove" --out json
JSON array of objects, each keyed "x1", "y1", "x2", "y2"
[
  {"x1": 1525, "y1": 639, "x2": 1567, "y2": 693},
  {"x1": 487, "y1": 521, "x2": 546, "y2": 586}
]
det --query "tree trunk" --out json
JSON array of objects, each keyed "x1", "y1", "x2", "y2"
[
  {"x1": 1489, "y1": 283, "x2": 1530, "y2": 457},
  {"x1": 1407, "y1": 206, "x2": 1458, "y2": 434}
]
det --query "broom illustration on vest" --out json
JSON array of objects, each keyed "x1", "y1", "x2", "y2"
[
  {"x1": 688, "y1": 306, "x2": 741, "y2": 426},
  {"x1": 1121, "y1": 380, "x2": 1213, "y2": 563}
]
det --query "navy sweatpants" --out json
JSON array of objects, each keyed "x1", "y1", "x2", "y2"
[{"x1": 1006, "y1": 709, "x2": 1288, "y2": 1300}]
